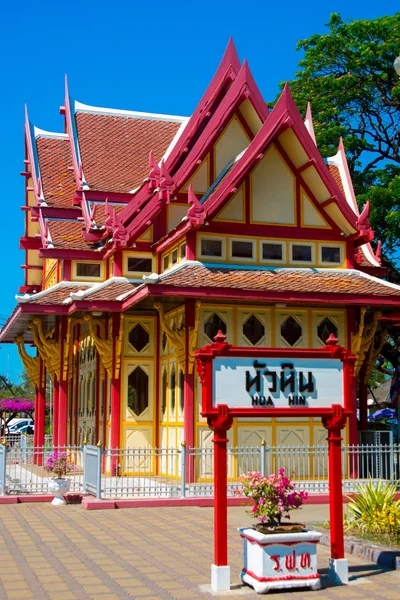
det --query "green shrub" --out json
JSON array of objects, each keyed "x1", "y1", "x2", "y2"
[{"x1": 346, "y1": 478, "x2": 400, "y2": 534}]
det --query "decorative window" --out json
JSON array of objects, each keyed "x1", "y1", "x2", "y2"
[
  {"x1": 200, "y1": 238, "x2": 223, "y2": 258},
  {"x1": 290, "y1": 243, "x2": 313, "y2": 263},
  {"x1": 76, "y1": 262, "x2": 102, "y2": 278},
  {"x1": 204, "y1": 313, "x2": 227, "y2": 342},
  {"x1": 127, "y1": 257, "x2": 153, "y2": 273},
  {"x1": 180, "y1": 243, "x2": 186, "y2": 260},
  {"x1": 261, "y1": 242, "x2": 284, "y2": 262},
  {"x1": 170, "y1": 365, "x2": 176, "y2": 415},
  {"x1": 179, "y1": 369, "x2": 184, "y2": 414},
  {"x1": 230, "y1": 239, "x2": 255, "y2": 260},
  {"x1": 127, "y1": 367, "x2": 149, "y2": 416},
  {"x1": 317, "y1": 317, "x2": 338, "y2": 344},
  {"x1": 171, "y1": 248, "x2": 178, "y2": 265},
  {"x1": 161, "y1": 368, "x2": 167, "y2": 418},
  {"x1": 128, "y1": 324, "x2": 150, "y2": 352},
  {"x1": 161, "y1": 331, "x2": 168, "y2": 353},
  {"x1": 243, "y1": 315, "x2": 265, "y2": 345},
  {"x1": 281, "y1": 316, "x2": 302, "y2": 346},
  {"x1": 320, "y1": 245, "x2": 342, "y2": 265},
  {"x1": 163, "y1": 254, "x2": 169, "y2": 270}
]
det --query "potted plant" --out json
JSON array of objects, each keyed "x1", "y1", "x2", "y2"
[
  {"x1": 45, "y1": 451, "x2": 75, "y2": 506},
  {"x1": 236, "y1": 470, "x2": 322, "y2": 594}
]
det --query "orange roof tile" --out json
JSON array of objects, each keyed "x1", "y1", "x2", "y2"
[
  {"x1": 84, "y1": 280, "x2": 136, "y2": 302},
  {"x1": 158, "y1": 264, "x2": 400, "y2": 298},
  {"x1": 75, "y1": 113, "x2": 182, "y2": 194},
  {"x1": 48, "y1": 220, "x2": 99, "y2": 251},
  {"x1": 29, "y1": 284, "x2": 90, "y2": 305},
  {"x1": 36, "y1": 137, "x2": 78, "y2": 209},
  {"x1": 88, "y1": 202, "x2": 126, "y2": 228},
  {"x1": 328, "y1": 164, "x2": 345, "y2": 197}
]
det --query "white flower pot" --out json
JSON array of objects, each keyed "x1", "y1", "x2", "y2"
[
  {"x1": 239, "y1": 528, "x2": 322, "y2": 594},
  {"x1": 48, "y1": 478, "x2": 70, "y2": 506}
]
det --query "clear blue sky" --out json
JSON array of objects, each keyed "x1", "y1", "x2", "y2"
[{"x1": 0, "y1": 0, "x2": 396, "y2": 383}]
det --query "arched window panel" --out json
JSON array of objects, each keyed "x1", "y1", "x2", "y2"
[
  {"x1": 243, "y1": 314, "x2": 265, "y2": 346},
  {"x1": 161, "y1": 366, "x2": 168, "y2": 420},
  {"x1": 317, "y1": 316, "x2": 338, "y2": 344},
  {"x1": 281, "y1": 316, "x2": 302, "y2": 347},
  {"x1": 170, "y1": 364, "x2": 176, "y2": 419},
  {"x1": 204, "y1": 313, "x2": 227, "y2": 343},
  {"x1": 178, "y1": 369, "x2": 184, "y2": 419},
  {"x1": 310, "y1": 310, "x2": 345, "y2": 348},
  {"x1": 127, "y1": 366, "x2": 149, "y2": 417}
]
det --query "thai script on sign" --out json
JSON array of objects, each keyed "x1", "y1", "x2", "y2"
[
  {"x1": 270, "y1": 551, "x2": 312, "y2": 572},
  {"x1": 246, "y1": 361, "x2": 315, "y2": 407}
]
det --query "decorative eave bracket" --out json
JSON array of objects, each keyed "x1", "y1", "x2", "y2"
[{"x1": 154, "y1": 300, "x2": 201, "y2": 374}]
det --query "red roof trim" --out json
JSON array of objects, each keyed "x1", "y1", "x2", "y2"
[{"x1": 165, "y1": 38, "x2": 242, "y2": 173}]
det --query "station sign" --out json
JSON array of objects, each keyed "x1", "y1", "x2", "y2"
[{"x1": 213, "y1": 357, "x2": 343, "y2": 410}]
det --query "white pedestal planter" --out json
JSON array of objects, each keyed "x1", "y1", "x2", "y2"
[
  {"x1": 48, "y1": 478, "x2": 70, "y2": 505},
  {"x1": 239, "y1": 528, "x2": 322, "y2": 594}
]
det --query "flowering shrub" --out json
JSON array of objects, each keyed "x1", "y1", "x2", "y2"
[
  {"x1": 235, "y1": 469, "x2": 308, "y2": 527},
  {"x1": 45, "y1": 452, "x2": 75, "y2": 479},
  {"x1": 346, "y1": 477, "x2": 400, "y2": 535}
]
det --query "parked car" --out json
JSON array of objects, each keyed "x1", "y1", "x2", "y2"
[{"x1": 7, "y1": 419, "x2": 34, "y2": 434}]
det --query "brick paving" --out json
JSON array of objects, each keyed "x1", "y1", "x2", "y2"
[{"x1": 0, "y1": 504, "x2": 399, "y2": 599}]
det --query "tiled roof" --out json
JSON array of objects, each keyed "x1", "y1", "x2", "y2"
[
  {"x1": 47, "y1": 220, "x2": 100, "y2": 251},
  {"x1": 88, "y1": 202, "x2": 126, "y2": 228},
  {"x1": 157, "y1": 264, "x2": 400, "y2": 298},
  {"x1": 328, "y1": 164, "x2": 345, "y2": 197},
  {"x1": 36, "y1": 137, "x2": 78, "y2": 209},
  {"x1": 83, "y1": 280, "x2": 136, "y2": 302},
  {"x1": 28, "y1": 284, "x2": 90, "y2": 305},
  {"x1": 75, "y1": 113, "x2": 182, "y2": 194}
]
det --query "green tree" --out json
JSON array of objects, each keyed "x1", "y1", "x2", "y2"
[{"x1": 282, "y1": 13, "x2": 400, "y2": 257}]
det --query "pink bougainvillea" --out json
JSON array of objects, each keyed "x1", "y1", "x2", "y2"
[
  {"x1": 45, "y1": 452, "x2": 76, "y2": 478},
  {"x1": 234, "y1": 469, "x2": 308, "y2": 527},
  {"x1": 0, "y1": 398, "x2": 35, "y2": 414}
]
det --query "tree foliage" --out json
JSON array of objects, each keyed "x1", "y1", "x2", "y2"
[{"x1": 284, "y1": 13, "x2": 400, "y2": 257}]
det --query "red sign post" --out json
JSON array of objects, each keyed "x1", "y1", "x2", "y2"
[{"x1": 196, "y1": 332, "x2": 355, "y2": 592}]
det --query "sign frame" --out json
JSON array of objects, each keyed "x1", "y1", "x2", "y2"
[{"x1": 196, "y1": 332, "x2": 354, "y2": 421}]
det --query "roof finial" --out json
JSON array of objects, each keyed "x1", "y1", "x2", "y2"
[
  {"x1": 187, "y1": 185, "x2": 206, "y2": 226},
  {"x1": 304, "y1": 102, "x2": 316, "y2": 145}
]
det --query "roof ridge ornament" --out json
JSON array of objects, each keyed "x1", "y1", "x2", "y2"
[
  {"x1": 187, "y1": 185, "x2": 206, "y2": 226},
  {"x1": 147, "y1": 151, "x2": 161, "y2": 191},
  {"x1": 103, "y1": 198, "x2": 129, "y2": 252},
  {"x1": 356, "y1": 200, "x2": 371, "y2": 234}
]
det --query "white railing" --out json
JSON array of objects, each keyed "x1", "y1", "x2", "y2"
[
  {"x1": 3, "y1": 445, "x2": 82, "y2": 495},
  {"x1": 0, "y1": 442, "x2": 398, "y2": 499}
]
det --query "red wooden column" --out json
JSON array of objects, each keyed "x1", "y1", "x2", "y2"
[
  {"x1": 58, "y1": 319, "x2": 68, "y2": 447},
  {"x1": 358, "y1": 363, "x2": 369, "y2": 432},
  {"x1": 36, "y1": 358, "x2": 46, "y2": 465},
  {"x1": 346, "y1": 308, "x2": 358, "y2": 447},
  {"x1": 53, "y1": 375, "x2": 59, "y2": 447},
  {"x1": 110, "y1": 313, "x2": 122, "y2": 474},
  {"x1": 208, "y1": 406, "x2": 233, "y2": 592},
  {"x1": 322, "y1": 405, "x2": 348, "y2": 584},
  {"x1": 184, "y1": 300, "x2": 195, "y2": 481}
]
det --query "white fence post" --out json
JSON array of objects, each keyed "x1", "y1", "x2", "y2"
[
  {"x1": 0, "y1": 441, "x2": 7, "y2": 495},
  {"x1": 260, "y1": 439, "x2": 266, "y2": 476},
  {"x1": 180, "y1": 442, "x2": 187, "y2": 497}
]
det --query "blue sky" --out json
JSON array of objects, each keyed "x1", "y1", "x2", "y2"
[{"x1": 0, "y1": 1, "x2": 396, "y2": 383}]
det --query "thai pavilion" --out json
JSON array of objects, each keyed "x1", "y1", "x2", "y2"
[{"x1": 2, "y1": 39, "x2": 400, "y2": 456}]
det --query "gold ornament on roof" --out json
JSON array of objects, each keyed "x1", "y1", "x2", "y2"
[
  {"x1": 351, "y1": 307, "x2": 381, "y2": 378},
  {"x1": 14, "y1": 336, "x2": 41, "y2": 388},
  {"x1": 154, "y1": 301, "x2": 201, "y2": 374},
  {"x1": 29, "y1": 318, "x2": 61, "y2": 381}
]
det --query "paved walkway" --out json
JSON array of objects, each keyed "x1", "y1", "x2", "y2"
[{"x1": 0, "y1": 503, "x2": 399, "y2": 599}]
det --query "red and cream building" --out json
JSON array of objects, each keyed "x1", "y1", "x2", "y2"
[{"x1": 2, "y1": 40, "x2": 399, "y2": 454}]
